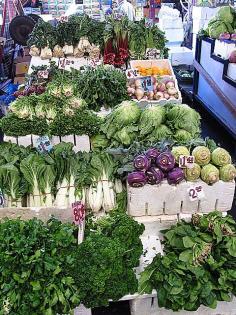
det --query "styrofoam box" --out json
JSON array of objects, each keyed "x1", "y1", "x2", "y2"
[
  {"x1": 192, "y1": 18, "x2": 209, "y2": 34},
  {"x1": 192, "y1": 6, "x2": 220, "y2": 20},
  {"x1": 164, "y1": 28, "x2": 184, "y2": 43},
  {"x1": 158, "y1": 17, "x2": 183, "y2": 30},
  {"x1": 169, "y1": 46, "x2": 194, "y2": 66},
  {"x1": 127, "y1": 179, "x2": 235, "y2": 216},
  {"x1": 214, "y1": 40, "x2": 236, "y2": 60},
  {"x1": 227, "y1": 63, "x2": 236, "y2": 81},
  {"x1": 28, "y1": 56, "x2": 59, "y2": 74}
]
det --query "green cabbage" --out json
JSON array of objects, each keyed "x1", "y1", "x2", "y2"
[
  {"x1": 91, "y1": 134, "x2": 110, "y2": 150},
  {"x1": 166, "y1": 104, "x2": 201, "y2": 136},
  {"x1": 171, "y1": 146, "x2": 190, "y2": 162},
  {"x1": 208, "y1": 21, "x2": 231, "y2": 39},
  {"x1": 216, "y1": 6, "x2": 234, "y2": 24},
  {"x1": 114, "y1": 125, "x2": 139, "y2": 146},
  {"x1": 219, "y1": 164, "x2": 236, "y2": 182},
  {"x1": 174, "y1": 130, "x2": 192, "y2": 142},
  {"x1": 147, "y1": 125, "x2": 172, "y2": 142},
  {"x1": 185, "y1": 163, "x2": 201, "y2": 181},
  {"x1": 192, "y1": 146, "x2": 211, "y2": 166},
  {"x1": 139, "y1": 106, "x2": 165, "y2": 137},
  {"x1": 211, "y1": 148, "x2": 231, "y2": 167},
  {"x1": 201, "y1": 164, "x2": 219, "y2": 185}
]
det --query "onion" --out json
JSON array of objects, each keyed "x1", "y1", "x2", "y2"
[
  {"x1": 229, "y1": 50, "x2": 236, "y2": 63},
  {"x1": 135, "y1": 88, "x2": 144, "y2": 100},
  {"x1": 163, "y1": 93, "x2": 170, "y2": 100},
  {"x1": 157, "y1": 82, "x2": 166, "y2": 92},
  {"x1": 219, "y1": 33, "x2": 231, "y2": 40},
  {"x1": 165, "y1": 81, "x2": 175, "y2": 89},
  {"x1": 231, "y1": 34, "x2": 236, "y2": 41},
  {"x1": 167, "y1": 87, "x2": 178, "y2": 95},
  {"x1": 135, "y1": 79, "x2": 142, "y2": 88},
  {"x1": 154, "y1": 92, "x2": 164, "y2": 100},
  {"x1": 148, "y1": 91, "x2": 154, "y2": 100},
  {"x1": 127, "y1": 87, "x2": 135, "y2": 94}
]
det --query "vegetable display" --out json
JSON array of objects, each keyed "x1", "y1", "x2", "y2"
[
  {"x1": 203, "y1": 6, "x2": 236, "y2": 39},
  {"x1": 99, "y1": 102, "x2": 201, "y2": 148},
  {"x1": 139, "y1": 211, "x2": 236, "y2": 312},
  {"x1": 0, "y1": 212, "x2": 144, "y2": 313}
]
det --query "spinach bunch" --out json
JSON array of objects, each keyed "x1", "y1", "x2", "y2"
[
  {"x1": 0, "y1": 218, "x2": 80, "y2": 315},
  {"x1": 139, "y1": 211, "x2": 236, "y2": 312}
]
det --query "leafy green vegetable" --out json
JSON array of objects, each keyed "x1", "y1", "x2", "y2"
[{"x1": 139, "y1": 106, "x2": 165, "y2": 137}]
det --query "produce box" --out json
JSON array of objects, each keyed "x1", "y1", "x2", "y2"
[
  {"x1": 130, "y1": 59, "x2": 174, "y2": 77},
  {"x1": 127, "y1": 179, "x2": 235, "y2": 216},
  {"x1": 4, "y1": 135, "x2": 91, "y2": 153},
  {"x1": 15, "y1": 62, "x2": 30, "y2": 75}
]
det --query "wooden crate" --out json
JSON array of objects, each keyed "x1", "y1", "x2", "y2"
[{"x1": 127, "y1": 179, "x2": 235, "y2": 216}]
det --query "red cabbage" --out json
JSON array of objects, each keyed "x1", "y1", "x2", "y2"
[
  {"x1": 127, "y1": 171, "x2": 147, "y2": 187},
  {"x1": 145, "y1": 148, "x2": 161, "y2": 163},
  {"x1": 146, "y1": 167, "x2": 164, "y2": 185},
  {"x1": 167, "y1": 167, "x2": 184, "y2": 185},
  {"x1": 133, "y1": 154, "x2": 151, "y2": 171},
  {"x1": 156, "y1": 152, "x2": 175, "y2": 172}
]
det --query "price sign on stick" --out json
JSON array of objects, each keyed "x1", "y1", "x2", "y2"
[
  {"x1": 59, "y1": 15, "x2": 68, "y2": 23},
  {"x1": 37, "y1": 70, "x2": 49, "y2": 79},
  {"x1": 146, "y1": 48, "x2": 160, "y2": 60},
  {"x1": 0, "y1": 189, "x2": 4, "y2": 207},
  {"x1": 140, "y1": 76, "x2": 153, "y2": 92},
  {"x1": 72, "y1": 201, "x2": 86, "y2": 244},
  {"x1": 35, "y1": 136, "x2": 53, "y2": 154},
  {"x1": 188, "y1": 185, "x2": 205, "y2": 202},
  {"x1": 58, "y1": 58, "x2": 75, "y2": 71},
  {"x1": 179, "y1": 155, "x2": 195, "y2": 168},
  {"x1": 126, "y1": 68, "x2": 139, "y2": 78}
]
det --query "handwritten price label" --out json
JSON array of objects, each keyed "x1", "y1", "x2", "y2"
[
  {"x1": 58, "y1": 58, "x2": 75, "y2": 70},
  {"x1": 72, "y1": 201, "x2": 86, "y2": 244},
  {"x1": 140, "y1": 76, "x2": 153, "y2": 92},
  {"x1": 179, "y1": 155, "x2": 195, "y2": 169},
  {"x1": 37, "y1": 70, "x2": 49, "y2": 79},
  {"x1": 35, "y1": 136, "x2": 53, "y2": 154},
  {"x1": 188, "y1": 185, "x2": 205, "y2": 202},
  {"x1": 126, "y1": 68, "x2": 139, "y2": 78},
  {"x1": 0, "y1": 37, "x2": 6, "y2": 46},
  {"x1": 146, "y1": 48, "x2": 160, "y2": 60},
  {"x1": 59, "y1": 15, "x2": 68, "y2": 22}
]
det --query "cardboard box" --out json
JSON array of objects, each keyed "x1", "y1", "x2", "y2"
[
  {"x1": 15, "y1": 62, "x2": 30, "y2": 75},
  {"x1": 14, "y1": 76, "x2": 25, "y2": 84}
]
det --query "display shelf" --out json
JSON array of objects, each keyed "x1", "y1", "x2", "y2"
[
  {"x1": 193, "y1": 37, "x2": 236, "y2": 139},
  {"x1": 127, "y1": 180, "x2": 235, "y2": 217}
]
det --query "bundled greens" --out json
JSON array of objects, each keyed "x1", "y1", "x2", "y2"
[{"x1": 139, "y1": 211, "x2": 236, "y2": 312}]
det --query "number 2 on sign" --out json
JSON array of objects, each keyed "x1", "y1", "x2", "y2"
[{"x1": 188, "y1": 185, "x2": 205, "y2": 201}]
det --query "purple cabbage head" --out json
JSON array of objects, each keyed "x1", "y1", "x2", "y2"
[
  {"x1": 146, "y1": 167, "x2": 164, "y2": 185},
  {"x1": 167, "y1": 167, "x2": 184, "y2": 185},
  {"x1": 156, "y1": 152, "x2": 175, "y2": 172},
  {"x1": 127, "y1": 171, "x2": 147, "y2": 188},
  {"x1": 145, "y1": 148, "x2": 161, "y2": 163},
  {"x1": 133, "y1": 154, "x2": 151, "y2": 171}
]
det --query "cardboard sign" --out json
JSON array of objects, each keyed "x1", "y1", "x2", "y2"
[
  {"x1": 58, "y1": 58, "x2": 75, "y2": 70},
  {"x1": 37, "y1": 70, "x2": 49, "y2": 79},
  {"x1": 72, "y1": 201, "x2": 86, "y2": 244},
  {"x1": 126, "y1": 68, "x2": 139, "y2": 78},
  {"x1": 0, "y1": 37, "x2": 6, "y2": 46},
  {"x1": 140, "y1": 76, "x2": 153, "y2": 92},
  {"x1": 146, "y1": 48, "x2": 160, "y2": 60},
  {"x1": 59, "y1": 15, "x2": 68, "y2": 22},
  {"x1": 35, "y1": 136, "x2": 53, "y2": 154},
  {"x1": 179, "y1": 155, "x2": 195, "y2": 169},
  {"x1": 187, "y1": 185, "x2": 205, "y2": 202}
]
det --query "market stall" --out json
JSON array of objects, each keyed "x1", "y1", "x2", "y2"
[{"x1": 0, "y1": 8, "x2": 236, "y2": 315}]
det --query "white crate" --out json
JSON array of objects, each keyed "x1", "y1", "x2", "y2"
[
  {"x1": 214, "y1": 40, "x2": 236, "y2": 60},
  {"x1": 127, "y1": 180, "x2": 235, "y2": 216},
  {"x1": 227, "y1": 63, "x2": 236, "y2": 81},
  {"x1": 192, "y1": 6, "x2": 220, "y2": 20},
  {"x1": 169, "y1": 46, "x2": 194, "y2": 66},
  {"x1": 193, "y1": 18, "x2": 209, "y2": 34},
  {"x1": 130, "y1": 296, "x2": 236, "y2": 315},
  {"x1": 164, "y1": 28, "x2": 184, "y2": 43},
  {"x1": 159, "y1": 17, "x2": 183, "y2": 30}
]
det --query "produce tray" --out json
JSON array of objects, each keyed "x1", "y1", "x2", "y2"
[
  {"x1": 173, "y1": 65, "x2": 194, "y2": 84},
  {"x1": 130, "y1": 59, "x2": 174, "y2": 77},
  {"x1": 4, "y1": 135, "x2": 91, "y2": 152},
  {"x1": 127, "y1": 179, "x2": 235, "y2": 216}
]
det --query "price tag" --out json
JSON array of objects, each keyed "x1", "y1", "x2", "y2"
[
  {"x1": 89, "y1": 58, "x2": 102, "y2": 68},
  {"x1": 37, "y1": 70, "x2": 49, "y2": 79},
  {"x1": 72, "y1": 201, "x2": 86, "y2": 244},
  {"x1": 126, "y1": 68, "x2": 139, "y2": 78},
  {"x1": 35, "y1": 136, "x2": 53, "y2": 154},
  {"x1": 58, "y1": 58, "x2": 75, "y2": 70},
  {"x1": 0, "y1": 189, "x2": 4, "y2": 207},
  {"x1": 188, "y1": 185, "x2": 205, "y2": 202},
  {"x1": 140, "y1": 76, "x2": 153, "y2": 92},
  {"x1": 146, "y1": 48, "x2": 160, "y2": 60},
  {"x1": 59, "y1": 15, "x2": 68, "y2": 22},
  {"x1": 0, "y1": 37, "x2": 6, "y2": 46},
  {"x1": 179, "y1": 155, "x2": 195, "y2": 169},
  {"x1": 75, "y1": 305, "x2": 91, "y2": 315}
]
